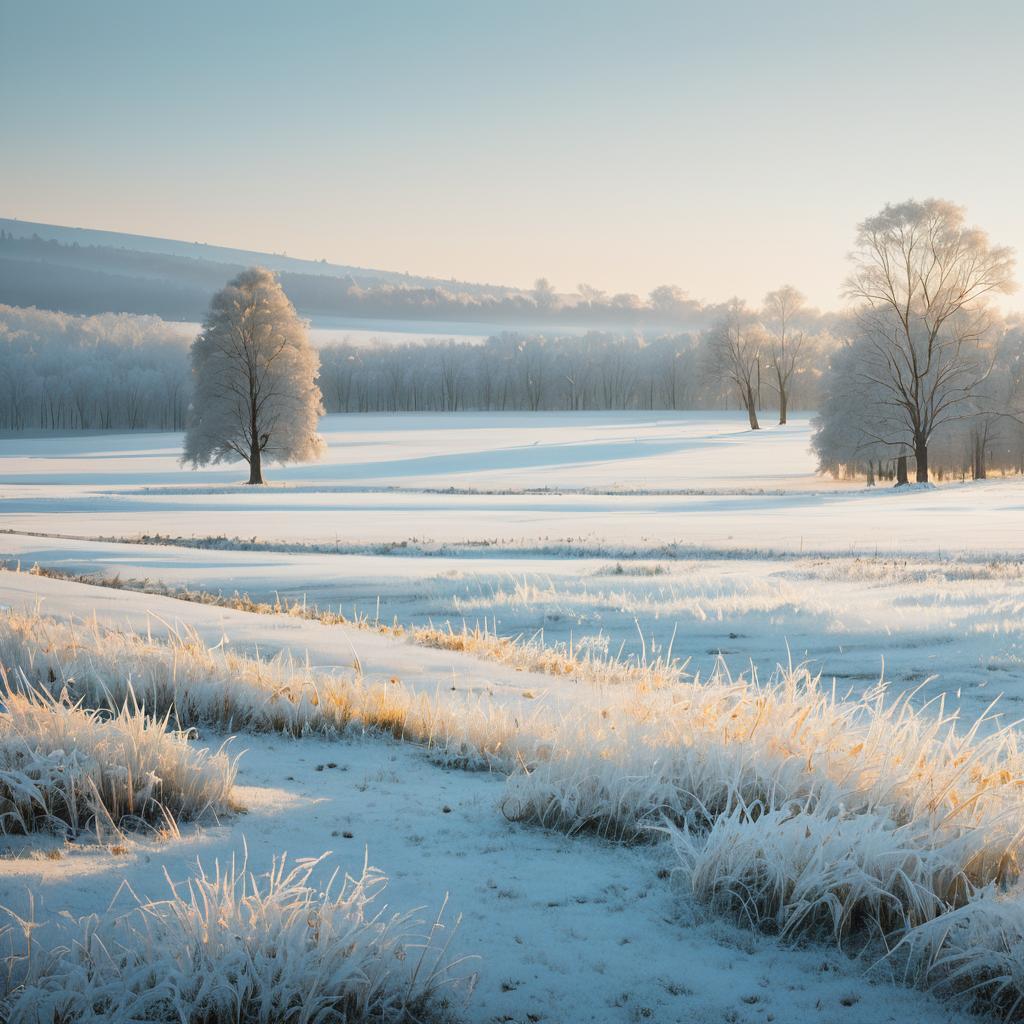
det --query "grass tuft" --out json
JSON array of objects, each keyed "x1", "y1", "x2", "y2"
[
  {"x1": 0, "y1": 667, "x2": 236, "y2": 836},
  {"x1": 1, "y1": 850, "x2": 474, "y2": 1023}
]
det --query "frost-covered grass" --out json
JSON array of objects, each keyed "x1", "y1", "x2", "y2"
[
  {"x1": 665, "y1": 798, "x2": 1024, "y2": 1016},
  {"x1": 899, "y1": 887, "x2": 1024, "y2": 1018},
  {"x1": 0, "y1": 670, "x2": 236, "y2": 836},
  {"x1": 7, "y1": 605, "x2": 1024, "y2": 865},
  {"x1": 7, "y1": 607, "x2": 1024, "y2": 882},
  {"x1": 6, "y1": 604, "x2": 1024, "y2": 1016},
  {"x1": 671, "y1": 805, "x2": 971, "y2": 944},
  {"x1": 502, "y1": 665, "x2": 1024, "y2": 855},
  {"x1": 500, "y1": 667, "x2": 1024, "y2": 1015},
  {"x1": 0, "y1": 850, "x2": 473, "y2": 1023},
  {"x1": 409, "y1": 619, "x2": 683, "y2": 689},
  {"x1": 17, "y1": 562, "x2": 688, "y2": 690},
  {"x1": 0, "y1": 609, "x2": 544, "y2": 765}
]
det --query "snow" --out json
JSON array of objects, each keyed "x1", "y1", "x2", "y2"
[
  {"x1": 1, "y1": 412, "x2": 1020, "y2": 557},
  {"x1": 1, "y1": 411, "x2": 1021, "y2": 1021},
  {"x1": 6, "y1": 727, "x2": 969, "y2": 1024},
  {"x1": 1, "y1": 533, "x2": 1021, "y2": 729}
]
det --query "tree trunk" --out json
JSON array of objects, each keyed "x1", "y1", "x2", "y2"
[
  {"x1": 247, "y1": 443, "x2": 264, "y2": 485},
  {"x1": 914, "y1": 440, "x2": 929, "y2": 483},
  {"x1": 778, "y1": 388, "x2": 787, "y2": 426},
  {"x1": 248, "y1": 399, "x2": 264, "y2": 484},
  {"x1": 895, "y1": 455, "x2": 909, "y2": 486},
  {"x1": 866, "y1": 460, "x2": 875, "y2": 487},
  {"x1": 745, "y1": 385, "x2": 760, "y2": 430},
  {"x1": 973, "y1": 436, "x2": 987, "y2": 480}
]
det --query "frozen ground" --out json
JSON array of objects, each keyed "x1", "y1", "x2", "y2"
[
  {"x1": 0, "y1": 412, "x2": 1018, "y2": 557},
  {"x1": 1, "y1": 411, "x2": 1022, "y2": 1021}
]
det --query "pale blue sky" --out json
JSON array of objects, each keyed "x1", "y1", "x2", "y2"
[{"x1": 2, "y1": 0, "x2": 1022, "y2": 308}]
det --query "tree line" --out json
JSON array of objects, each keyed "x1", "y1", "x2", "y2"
[
  {"x1": 317, "y1": 318, "x2": 830, "y2": 417},
  {"x1": 0, "y1": 305, "x2": 192, "y2": 431},
  {"x1": 0, "y1": 303, "x2": 829, "y2": 432}
]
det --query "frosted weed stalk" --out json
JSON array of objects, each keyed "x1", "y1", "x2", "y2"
[{"x1": 0, "y1": 850, "x2": 475, "y2": 1023}]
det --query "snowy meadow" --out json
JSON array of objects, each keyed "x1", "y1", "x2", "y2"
[
  {"x1": 2, "y1": 411, "x2": 1024, "y2": 1023},
  {"x1": 9, "y1": 0, "x2": 1024, "y2": 1016}
]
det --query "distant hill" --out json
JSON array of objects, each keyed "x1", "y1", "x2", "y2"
[
  {"x1": 0, "y1": 218, "x2": 512, "y2": 295},
  {"x1": 0, "y1": 217, "x2": 711, "y2": 331},
  {"x1": 0, "y1": 219, "x2": 532, "y2": 324}
]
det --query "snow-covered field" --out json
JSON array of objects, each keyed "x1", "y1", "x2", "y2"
[
  {"x1": 2, "y1": 411, "x2": 1023, "y2": 1022},
  {"x1": 2, "y1": 412, "x2": 1020, "y2": 556}
]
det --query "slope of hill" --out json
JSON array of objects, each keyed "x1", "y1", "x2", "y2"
[
  {"x1": 0, "y1": 227, "x2": 527, "y2": 323},
  {"x1": 0, "y1": 218, "x2": 710, "y2": 331},
  {"x1": 0, "y1": 217, "x2": 509, "y2": 293}
]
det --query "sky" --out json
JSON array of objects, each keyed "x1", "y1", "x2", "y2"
[{"x1": 2, "y1": 0, "x2": 1023, "y2": 310}]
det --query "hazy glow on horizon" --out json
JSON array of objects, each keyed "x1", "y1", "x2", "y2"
[{"x1": 2, "y1": 0, "x2": 1023, "y2": 310}]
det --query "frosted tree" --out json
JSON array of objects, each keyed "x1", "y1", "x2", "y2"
[
  {"x1": 577, "y1": 283, "x2": 607, "y2": 309},
  {"x1": 814, "y1": 317, "x2": 1024, "y2": 482},
  {"x1": 182, "y1": 268, "x2": 324, "y2": 484},
  {"x1": 532, "y1": 278, "x2": 557, "y2": 312},
  {"x1": 845, "y1": 199, "x2": 1015, "y2": 482}
]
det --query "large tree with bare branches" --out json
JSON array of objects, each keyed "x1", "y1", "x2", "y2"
[
  {"x1": 845, "y1": 199, "x2": 1015, "y2": 482},
  {"x1": 761, "y1": 285, "x2": 807, "y2": 425},
  {"x1": 702, "y1": 298, "x2": 763, "y2": 430},
  {"x1": 183, "y1": 268, "x2": 324, "y2": 484}
]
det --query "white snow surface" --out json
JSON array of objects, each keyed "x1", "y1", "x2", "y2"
[
  {"x1": 1, "y1": 411, "x2": 1021, "y2": 1022},
  {"x1": 0, "y1": 412, "x2": 1019, "y2": 556}
]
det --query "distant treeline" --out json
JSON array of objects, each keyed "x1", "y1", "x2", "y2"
[
  {"x1": 5, "y1": 301, "x2": 1023, "y2": 484},
  {"x1": 0, "y1": 304, "x2": 821, "y2": 432},
  {"x1": 0, "y1": 305, "x2": 191, "y2": 431},
  {"x1": 317, "y1": 333, "x2": 823, "y2": 413},
  {"x1": 0, "y1": 233, "x2": 723, "y2": 329}
]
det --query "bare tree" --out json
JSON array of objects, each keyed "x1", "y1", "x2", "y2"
[
  {"x1": 845, "y1": 198, "x2": 1015, "y2": 482},
  {"x1": 761, "y1": 285, "x2": 807, "y2": 425},
  {"x1": 813, "y1": 333, "x2": 914, "y2": 483},
  {"x1": 702, "y1": 299, "x2": 763, "y2": 429}
]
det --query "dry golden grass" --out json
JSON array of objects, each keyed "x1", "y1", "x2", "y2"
[
  {"x1": 0, "y1": 667, "x2": 237, "y2": 837},
  {"x1": 16, "y1": 562, "x2": 684, "y2": 691}
]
